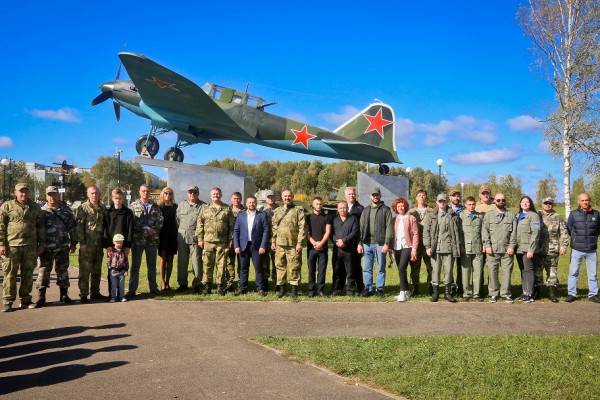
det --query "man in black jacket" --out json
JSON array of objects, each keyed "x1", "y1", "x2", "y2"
[
  {"x1": 343, "y1": 187, "x2": 364, "y2": 293},
  {"x1": 566, "y1": 192, "x2": 600, "y2": 303},
  {"x1": 332, "y1": 201, "x2": 360, "y2": 295}
]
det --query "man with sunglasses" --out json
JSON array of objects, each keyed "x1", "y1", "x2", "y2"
[
  {"x1": 538, "y1": 197, "x2": 569, "y2": 302},
  {"x1": 482, "y1": 193, "x2": 517, "y2": 303}
]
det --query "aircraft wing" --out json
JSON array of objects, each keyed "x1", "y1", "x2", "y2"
[
  {"x1": 118, "y1": 52, "x2": 250, "y2": 139},
  {"x1": 322, "y1": 140, "x2": 401, "y2": 163}
]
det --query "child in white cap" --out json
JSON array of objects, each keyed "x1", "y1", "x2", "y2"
[{"x1": 107, "y1": 233, "x2": 129, "y2": 302}]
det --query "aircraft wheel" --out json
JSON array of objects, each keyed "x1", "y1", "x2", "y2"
[
  {"x1": 164, "y1": 147, "x2": 184, "y2": 162},
  {"x1": 135, "y1": 135, "x2": 160, "y2": 158},
  {"x1": 378, "y1": 164, "x2": 390, "y2": 175}
]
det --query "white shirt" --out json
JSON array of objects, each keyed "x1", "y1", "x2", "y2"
[
  {"x1": 395, "y1": 215, "x2": 409, "y2": 250},
  {"x1": 247, "y1": 210, "x2": 256, "y2": 240}
]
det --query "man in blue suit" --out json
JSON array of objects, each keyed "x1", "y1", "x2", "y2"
[{"x1": 234, "y1": 196, "x2": 270, "y2": 296}]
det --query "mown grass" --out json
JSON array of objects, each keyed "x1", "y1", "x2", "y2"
[
  {"x1": 70, "y1": 244, "x2": 598, "y2": 302},
  {"x1": 255, "y1": 335, "x2": 600, "y2": 400}
]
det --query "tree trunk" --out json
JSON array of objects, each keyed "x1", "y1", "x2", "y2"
[{"x1": 563, "y1": 123, "x2": 572, "y2": 218}]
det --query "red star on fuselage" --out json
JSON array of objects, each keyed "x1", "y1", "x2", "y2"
[
  {"x1": 363, "y1": 108, "x2": 392, "y2": 139},
  {"x1": 291, "y1": 125, "x2": 317, "y2": 149},
  {"x1": 146, "y1": 76, "x2": 179, "y2": 91}
]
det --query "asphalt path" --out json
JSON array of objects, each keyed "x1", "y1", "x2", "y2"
[{"x1": 1, "y1": 268, "x2": 599, "y2": 399}]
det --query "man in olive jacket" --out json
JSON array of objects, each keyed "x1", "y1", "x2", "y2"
[
  {"x1": 482, "y1": 192, "x2": 517, "y2": 303},
  {"x1": 459, "y1": 196, "x2": 484, "y2": 301},
  {"x1": 423, "y1": 193, "x2": 461, "y2": 303}
]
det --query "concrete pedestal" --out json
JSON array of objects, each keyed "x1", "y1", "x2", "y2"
[{"x1": 134, "y1": 157, "x2": 256, "y2": 204}]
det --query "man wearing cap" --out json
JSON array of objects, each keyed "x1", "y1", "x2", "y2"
[
  {"x1": 423, "y1": 193, "x2": 461, "y2": 302},
  {"x1": 176, "y1": 185, "x2": 205, "y2": 292},
  {"x1": 75, "y1": 185, "x2": 106, "y2": 302},
  {"x1": 475, "y1": 185, "x2": 494, "y2": 214},
  {"x1": 0, "y1": 183, "x2": 45, "y2": 312},
  {"x1": 449, "y1": 189, "x2": 465, "y2": 296},
  {"x1": 537, "y1": 197, "x2": 569, "y2": 302},
  {"x1": 357, "y1": 187, "x2": 393, "y2": 296},
  {"x1": 129, "y1": 184, "x2": 164, "y2": 297},
  {"x1": 482, "y1": 192, "x2": 517, "y2": 303},
  {"x1": 408, "y1": 189, "x2": 435, "y2": 295},
  {"x1": 259, "y1": 190, "x2": 277, "y2": 289},
  {"x1": 34, "y1": 185, "x2": 78, "y2": 307}
]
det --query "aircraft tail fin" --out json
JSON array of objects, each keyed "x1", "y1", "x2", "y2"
[{"x1": 333, "y1": 103, "x2": 398, "y2": 162}]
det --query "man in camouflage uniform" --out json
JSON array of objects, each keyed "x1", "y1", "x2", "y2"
[
  {"x1": 226, "y1": 191, "x2": 245, "y2": 292},
  {"x1": 75, "y1": 185, "x2": 105, "y2": 302},
  {"x1": 196, "y1": 187, "x2": 234, "y2": 295},
  {"x1": 538, "y1": 197, "x2": 569, "y2": 302},
  {"x1": 271, "y1": 189, "x2": 306, "y2": 298},
  {"x1": 35, "y1": 186, "x2": 78, "y2": 307},
  {"x1": 259, "y1": 190, "x2": 277, "y2": 289},
  {"x1": 408, "y1": 189, "x2": 435, "y2": 295},
  {"x1": 0, "y1": 183, "x2": 45, "y2": 312},
  {"x1": 176, "y1": 185, "x2": 205, "y2": 292},
  {"x1": 128, "y1": 184, "x2": 163, "y2": 297}
]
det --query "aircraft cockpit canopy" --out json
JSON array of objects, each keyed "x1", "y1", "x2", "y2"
[{"x1": 202, "y1": 83, "x2": 266, "y2": 108}]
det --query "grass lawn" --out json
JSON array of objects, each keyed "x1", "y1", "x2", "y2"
[
  {"x1": 255, "y1": 335, "x2": 600, "y2": 400},
  {"x1": 70, "y1": 245, "x2": 598, "y2": 302}
]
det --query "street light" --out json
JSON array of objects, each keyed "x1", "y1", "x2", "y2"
[
  {"x1": 436, "y1": 159, "x2": 444, "y2": 180},
  {"x1": 1, "y1": 158, "x2": 11, "y2": 200},
  {"x1": 115, "y1": 148, "x2": 122, "y2": 187},
  {"x1": 460, "y1": 182, "x2": 465, "y2": 198}
]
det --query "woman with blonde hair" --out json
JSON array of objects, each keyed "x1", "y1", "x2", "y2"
[{"x1": 158, "y1": 187, "x2": 178, "y2": 290}]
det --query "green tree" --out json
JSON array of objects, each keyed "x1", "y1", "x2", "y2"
[
  {"x1": 571, "y1": 176, "x2": 587, "y2": 206},
  {"x1": 90, "y1": 157, "x2": 145, "y2": 203},
  {"x1": 536, "y1": 174, "x2": 559, "y2": 203}
]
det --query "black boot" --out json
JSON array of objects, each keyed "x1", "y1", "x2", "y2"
[
  {"x1": 216, "y1": 285, "x2": 226, "y2": 296},
  {"x1": 276, "y1": 285, "x2": 285, "y2": 298},
  {"x1": 445, "y1": 286, "x2": 457, "y2": 303},
  {"x1": 532, "y1": 285, "x2": 541, "y2": 300},
  {"x1": 290, "y1": 285, "x2": 298, "y2": 298},
  {"x1": 431, "y1": 286, "x2": 439, "y2": 302},
  {"x1": 33, "y1": 288, "x2": 46, "y2": 308},
  {"x1": 60, "y1": 287, "x2": 72, "y2": 304},
  {"x1": 428, "y1": 282, "x2": 434, "y2": 295},
  {"x1": 549, "y1": 286, "x2": 559, "y2": 303}
]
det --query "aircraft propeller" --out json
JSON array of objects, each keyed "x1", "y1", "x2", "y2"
[{"x1": 90, "y1": 63, "x2": 122, "y2": 121}]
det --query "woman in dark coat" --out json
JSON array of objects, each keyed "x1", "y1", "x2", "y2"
[{"x1": 158, "y1": 187, "x2": 178, "y2": 290}]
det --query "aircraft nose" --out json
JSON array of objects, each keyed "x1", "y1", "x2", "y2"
[{"x1": 100, "y1": 82, "x2": 115, "y2": 92}]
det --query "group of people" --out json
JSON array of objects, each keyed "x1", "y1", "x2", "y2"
[{"x1": 1, "y1": 180, "x2": 599, "y2": 312}]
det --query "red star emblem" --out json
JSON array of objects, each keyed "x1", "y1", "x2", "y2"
[
  {"x1": 291, "y1": 125, "x2": 317, "y2": 149},
  {"x1": 145, "y1": 76, "x2": 179, "y2": 91},
  {"x1": 363, "y1": 108, "x2": 392, "y2": 139}
]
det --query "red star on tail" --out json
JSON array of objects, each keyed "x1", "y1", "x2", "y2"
[
  {"x1": 291, "y1": 125, "x2": 317, "y2": 149},
  {"x1": 146, "y1": 76, "x2": 179, "y2": 91},
  {"x1": 363, "y1": 108, "x2": 392, "y2": 139}
]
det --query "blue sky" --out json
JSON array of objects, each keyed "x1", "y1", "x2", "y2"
[{"x1": 0, "y1": 1, "x2": 582, "y2": 197}]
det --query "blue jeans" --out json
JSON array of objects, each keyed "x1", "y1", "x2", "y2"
[
  {"x1": 362, "y1": 243, "x2": 387, "y2": 292},
  {"x1": 568, "y1": 249, "x2": 598, "y2": 297},
  {"x1": 110, "y1": 271, "x2": 126, "y2": 300}
]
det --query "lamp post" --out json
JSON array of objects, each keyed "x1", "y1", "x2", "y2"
[
  {"x1": 115, "y1": 148, "x2": 122, "y2": 187},
  {"x1": 436, "y1": 159, "x2": 444, "y2": 181},
  {"x1": 460, "y1": 182, "x2": 465, "y2": 198},
  {"x1": 1, "y1": 158, "x2": 9, "y2": 200}
]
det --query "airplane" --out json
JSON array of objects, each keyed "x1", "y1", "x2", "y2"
[{"x1": 92, "y1": 52, "x2": 400, "y2": 174}]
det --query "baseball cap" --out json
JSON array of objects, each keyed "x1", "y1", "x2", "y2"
[
  {"x1": 15, "y1": 183, "x2": 29, "y2": 191},
  {"x1": 187, "y1": 185, "x2": 199, "y2": 192},
  {"x1": 263, "y1": 190, "x2": 275, "y2": 197},
  {"x1": 437, "y1": 193, "x2": 448, "y2": 202},
  {"x1": 542, "y1": 197, "x2": 554, "y2": 204},
  {"x1": 46, "y1": 186, "x2": 59, "y2": 194},
  {"x1": 113, "y1": 233, "x2": 125, "y2": 242},
  {"x1": 449, "y1": 189, "x2": 460, "y2": 196},
  {"x1": 479, "y1": 185, "x2": 491, "y2": 194},
  {"x1": 371, "y1": 187, "x2": 381, "y2": 195}
]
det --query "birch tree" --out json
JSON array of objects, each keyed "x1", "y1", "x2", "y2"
[{"x1": 519, "y1": 0, "x2": 600, "y2": 216}]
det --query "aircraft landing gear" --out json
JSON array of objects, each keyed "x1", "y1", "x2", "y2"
[
  {"x1": 136, "y1": 135, "x2": 160, "y2": 158},
  {"x1": 164, "y1": 147, "x2": 184, "y2": 162},
  {"x1": 378, "y1": 164, "x2": 390, "y2": 175}
]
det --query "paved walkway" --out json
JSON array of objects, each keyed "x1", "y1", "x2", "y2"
[{"x1": 1, "y1": 268, "x2": 599, "y2": 399}]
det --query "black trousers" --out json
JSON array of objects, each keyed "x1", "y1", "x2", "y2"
[
  {"x1": 239, "y1": 243, "x2": 265, "y2": 292},
  {"x1": 307, "y1": 247, "x2": 328, "y2": 293},
  {"x1": 394, "y1": 249, "x2": 412, "y2": 291},
  {"x1": 332, "y1": 246, "x2": 357, "y2": 292},
  {"x1": 516, "y1": 252, "x2": 540, "y2": 296}
]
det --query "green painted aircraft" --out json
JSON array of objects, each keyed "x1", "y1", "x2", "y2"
[{"x1": 92, "y1": 52, "x2": 400, "y2": 174}]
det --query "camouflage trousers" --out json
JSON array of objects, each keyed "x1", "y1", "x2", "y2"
[
  {"x1": 202, "y1": 242, "x2": 228, "y2": 286},
  {"x1": 275, "y1": 245, "x2": 301, "y2": 286},
  {"x1": 177, "y1": 237, "x2": 203, "y2": 289},
  {"x1": 2, "y1": 245, "x2": 36, "y2": 305},
  {"x1": 37, "y1": 248, "x2": 70, "y2": 289},
  {"x1": 78, "y1": 243, "x2": 104, "y2": 297},
  {"x1": 538, "y1": 254, "x2": 559, "y2": 287},
  {"x1": 226, "y1": 248, "x2": 240, "y2": 287}
]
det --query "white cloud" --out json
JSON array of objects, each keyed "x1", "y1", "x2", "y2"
[
  {"x1": 538, "y1": 140, "x2": 552, "y2": 153},
  {"x1": 451, "y1": 148, "x2": 520, "y2": 165},
  {"x1": 320, "y1": 105, "x2": 360, "y2": 127},
  {"x1": 241, "y1": 148, "x2": 260, "y2": 159},
  {"x1": 0, "y1": 136, "x2": 13, "y2": 148},
  {"x1": 424, "y1": 134, "x2": 446, "y2": 146},
  {"x1": 28, "y1": 107, "x2": 81, "y2": 123},
  {"x1": 112, "y1": 136, "x2": 128, "y2": 144},
  {"x1": 507, "y1": 115, "x2": 544, "y2": 131}
]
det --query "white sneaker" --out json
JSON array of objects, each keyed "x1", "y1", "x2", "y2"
[{"x1": 397, "y1": 291, "x2": 407, "y2": 302}]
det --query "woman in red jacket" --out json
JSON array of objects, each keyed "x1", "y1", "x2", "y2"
[{"x1": 391, "y1": 197, "x2": 419, "y2": 302}]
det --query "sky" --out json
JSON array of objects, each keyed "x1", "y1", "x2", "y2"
[{"x1": 0, "y1": 0, "x2": 585, "y2": 198}]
